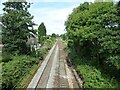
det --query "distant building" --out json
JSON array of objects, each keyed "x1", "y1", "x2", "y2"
[
  {"x1": 26, "y1": 37, "x2": 37, "y2": 45},
  {"x1": 26, "y1": 37, "x2": 37, "y2": 51}
]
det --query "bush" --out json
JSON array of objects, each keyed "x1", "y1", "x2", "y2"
[
  {"x1": 38, "y1": 48, "x2": 47, "y2": 60},
  {"x1": 2, "y1": 53, "x2": 13, "y2": 62},
  {"x1": 2, "y1": 55, "x2": 39, "y2": 89},
  {"x1": 106, "y1": 55, "x2": 120, "y2": 70},
  {"x1": 77, "y1": 64, "x2": 119, "y2": 88},
  {"x1": 29, "y1": 49, "x2": 37, "y2": 58},
  {"x1": 65, "y1": 2, "x2": 120, "y2": 82},
  {"x1": 43, "y1": 37, "x2": 56, "y2": 49},
  {"x1": 70, "y1": 55, "x2": 120, "y2": 88}
]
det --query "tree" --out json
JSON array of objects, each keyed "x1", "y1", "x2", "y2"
[
  {"x1": 51, "y1": 33, "x2": 56, "y2": 38},
  {"x1": 38, "y1": 22, "x2": 46, "y2": 44},
  {"x1": 2, "y1": 2, "x2": 34, "y2": 54},
  {"x1": 116, "y1": 1, "x2": 120, "y2": 29},
  {"x1": 60, "y1": 33, "x2": 67, "y2": 40},
  {"x1": 65, "y1": 2, "x2": 120, "y2": 75}
]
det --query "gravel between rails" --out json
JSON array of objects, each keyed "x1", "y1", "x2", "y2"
[{"x1": 27, "y1": 39, "x2": 83, "y2": 89}]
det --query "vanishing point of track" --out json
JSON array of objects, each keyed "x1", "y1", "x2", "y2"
[{"x1": 27, "y1": 39, "x2": 83, "y2": 89}]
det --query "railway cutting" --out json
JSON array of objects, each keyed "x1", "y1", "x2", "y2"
[{"x1": 27, "y1": 39, "x2": 83, "y2": 89}]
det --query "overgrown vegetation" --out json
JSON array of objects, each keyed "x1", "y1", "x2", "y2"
[
  {"x1": 1, "y1": 1, "x2": 56, "y2": 89},
  {"x1": 43, "y1": 37, "x2": 56, "y2": 49},
  {"x1": 2, "y1": 55, "x2": 38, "y2": 89},
  {"x1": 1, "y1": 37, "x2": 55, "y2": 89},
  {"x1": 68, "y1": 50, "x2": 120, "y2": 88},
  {"x1": 2, "y1": 2, "x2": 36, "y2": 55},
  {"x1": 65, "y1": 1, "x2": 120, "y2": 88}
]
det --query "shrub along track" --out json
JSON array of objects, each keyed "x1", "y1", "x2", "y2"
[{"x1": 27, "y1": 39, "x2": 83, "y2": 89}]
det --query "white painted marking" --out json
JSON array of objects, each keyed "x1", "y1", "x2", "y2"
[
  {"x1": 46, "y1": 45, "x2": 59, "y2": 88},
  {"x1": 27, "y1": 43, "x2": 57, "y2": 89}
]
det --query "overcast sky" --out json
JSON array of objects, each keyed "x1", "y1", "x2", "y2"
[{"x1": 0, "y1": 0, "x2": 119, "y2": 35}]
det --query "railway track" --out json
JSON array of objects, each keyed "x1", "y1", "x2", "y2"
[{"x1": 27, "y1": 39, "x2": 83, "y2": 89}]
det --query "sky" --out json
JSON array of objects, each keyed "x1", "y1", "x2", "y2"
[
  {"x1": 27, "y1": 1, "x2": 85, "y2": 35},
  {"x1": 0, "y1": 0, "x2": 95, "y2": 35},
  {"x1": 28, "y1": 2, "x2": 80, "y2": 35},
  {"x1": 0, "y1": 0, "x2": 119, "y2": 35},
  {"x1": 27, "y1": 0, "x2": 95, "y2": 35}
]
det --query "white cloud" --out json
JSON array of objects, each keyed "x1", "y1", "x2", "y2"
[
  {"x1": 0, "y1": 1, "x2": 4, "y2": 14},
  {"x1": 27, "y1": 0, "x2": 78, "y2": 3},
  {"x1": 28, "y1": 0, "x2": 97, "y2": 35},
  {"x1": 3, "y1": 0, "x2": 119, "y2": 35},
  {"x1": 29, "y1": 4, "x2": 77, "y2": 35}
]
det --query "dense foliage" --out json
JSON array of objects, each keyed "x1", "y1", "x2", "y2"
[
  {"x1": 51, "y1": 33, "x2": 59, "y2": 38},
  {"x1": 2, "y1": 2, "x2": 35, "y2": 55},
  {"x1": 65, "y1": 1, "x2": 120, "y2": 88},
  {"x1": 2, "y1": 55, "x2": 39, "y2": 89},
  {"x1": 60, "y1": 33, "x2": 67, "y2": 40},
  {"x1": 1, "y1": 1, "x2": 58, "y2": 89},
  {"x1": 43, "y1": 37, "x2": 56, "y2": 49},
  {"x1": 1, "y1": 36, "x2": 56, "y2": 89},
  {"x1": 68, "y1": 51, "x2": 120, "y2": 88},
  {"x1": 38, "y1": 22, "x2": 47, "y2": 45}
]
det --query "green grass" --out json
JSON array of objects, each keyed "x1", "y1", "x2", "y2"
[
  {"x1": 2, "y1": 55, "x2": 39, "y2": 89},
  {"x1": 77, "y1": 64, "x2": 119, "y2": 88},
  {"x1": 69, "y1": 51, "x2": 120, "y2": 88},
  {"x1": 38, "y1": 48, "x2": 47, "y2": 60},
  {"x1": 0, "y1": 62, "x2": 1, "y2": 85},
  {"x1": 2, "y1": 41, "x2": 55, "y2": 89},
  {"x1": 16, "y1": 64, "x2": 39, "y2": 88}
]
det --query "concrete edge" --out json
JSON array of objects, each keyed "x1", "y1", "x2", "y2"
[
  {"x1": 68, "y1": 58, "x2": 83, "y2": 88},
  {"x1": 27, "y1": 42, "x2": 57, "y2": 89}
]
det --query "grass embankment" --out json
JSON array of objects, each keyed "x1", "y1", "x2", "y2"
[
  {"x1": 66, "y1": 47, "x2": 120, "y2": 88},
  {"x1": 2, "y1": 55, "x2": 41, "y2": 89},
  {"x1": 2, "y1": 48, "x2": 49, "y2": 89},
  {"x1": 2, "y1": 37, "x2": 56, "y2": 89}
]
